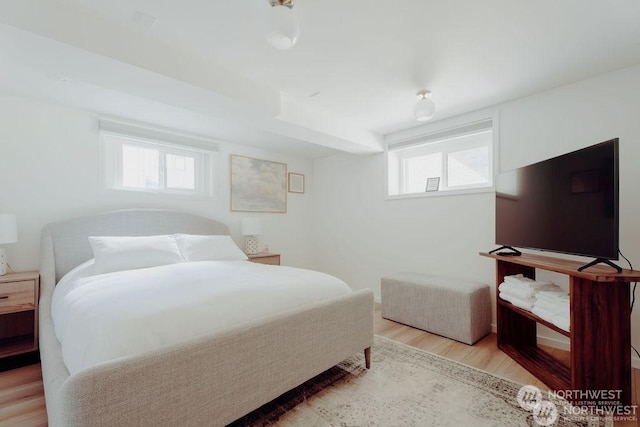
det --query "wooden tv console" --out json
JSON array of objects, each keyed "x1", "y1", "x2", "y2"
[{"x1": 481, "y1": 252, "x2": 639, "y2": 406}]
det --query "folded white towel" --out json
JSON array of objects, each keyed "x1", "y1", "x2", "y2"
[
  {"x1": 537, "y1": 290, "x2": 570, "y2": 303},
  {"x1": 499, "y1": 292, "x2": 535, "y2": 311},
  {"x1": 532, "y1": 306, "x2": 556, "y2": 324},
  {"x1": 534, "y1": 307, "x2": 570, "y2": 332},
  {"x1": 533, "y1": 298, "x2": 570, "y2": 315},
  {"x1": 552, "y1": 315, "x2": 570, "y2": 332},
  {"x1": 498, "y1": 282, "x2": 534, "y2": 299},
  {"x1": 499, "y1": 281, "x2": 562, "y2": 299}
]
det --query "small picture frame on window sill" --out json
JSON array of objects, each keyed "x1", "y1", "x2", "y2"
[
  {"x1": 426, "y1": 177, "x2": 440, "y2": 192},
  {"x1": 288, "y1": 173, "x2": 305, "y2": 193}
]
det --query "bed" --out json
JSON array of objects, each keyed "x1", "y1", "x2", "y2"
[{"x1": 39, "y1": 209, "x2": 374, "y2": 427}]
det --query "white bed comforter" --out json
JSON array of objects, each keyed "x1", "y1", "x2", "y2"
[{"x1": 52, "y1": 260, "x2": 352, "y2": 375}]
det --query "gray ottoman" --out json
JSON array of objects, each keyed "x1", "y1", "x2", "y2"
[{"x1": 381, "y1": 272, "x2": 491, "y2": 345}]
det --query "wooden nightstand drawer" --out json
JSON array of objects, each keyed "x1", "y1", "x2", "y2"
[{"x1": 0, "y1": 280, "x2": 36, "y2": 313}]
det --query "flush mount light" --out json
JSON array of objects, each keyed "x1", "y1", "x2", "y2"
[
  {"x1": 267, "y1": 0, "x2": 299, "y2": 50},
  {"x1": 414, "y1": 90, "x2": 435, "y2": 121}
]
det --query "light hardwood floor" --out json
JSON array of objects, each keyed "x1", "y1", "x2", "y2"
[
  {"x1": 1, "y1": 305, "x2": 638, "y2": 426},
  {"x1": 0, "y1": 362, "x2": 46, "y2": 427}
]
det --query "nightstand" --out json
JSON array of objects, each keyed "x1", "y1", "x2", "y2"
[
  {"x1": 0, "y1": 271, "x2": 40, "y2": 359},
  {"x1": 247, "y1": 253, "x2": 281, "y2": 265}
]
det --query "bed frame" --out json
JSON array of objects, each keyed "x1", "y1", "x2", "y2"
[{"x1": 39, "y1": 209, "x2": 374, "y2": 426}]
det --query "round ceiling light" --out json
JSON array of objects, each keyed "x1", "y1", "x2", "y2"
[
  {"x1": 266, "y1": 0, "x2": 299, "y2": 50},
  {"x1": 414, "y1": 90, "x2": 435, "y2": 121}
]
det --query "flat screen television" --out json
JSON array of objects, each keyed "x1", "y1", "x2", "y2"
[{"x1": 495, "y1": 138, "x2": 619, "y2": 263}]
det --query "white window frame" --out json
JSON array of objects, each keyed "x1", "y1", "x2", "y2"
[
  {"x1": 385, "y1": 109, "x2": 499, "y2": 199},
  {"x1": 395, "y1": 130, "x2": 492, "y2": 193},
  {"x1": 99, "y1": 119, "x2": 218, "y2": 199}
]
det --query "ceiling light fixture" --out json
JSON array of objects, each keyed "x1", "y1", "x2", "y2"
[
  {"x1": 267, "y1": 0, "x2": 299, "y2": 50},
  {"x1": 414, "y1": 90, "x2": 435, "y2": 121}
]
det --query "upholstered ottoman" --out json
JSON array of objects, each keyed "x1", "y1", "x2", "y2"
[{"x1": 381, "y1": 272, "x2": 491, "y2": 345}]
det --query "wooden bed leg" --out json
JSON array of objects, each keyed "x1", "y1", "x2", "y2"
[{"x1": 364, "y1": 347, "x2": 371, "y2": 369}]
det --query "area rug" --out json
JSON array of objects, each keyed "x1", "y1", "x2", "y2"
[{"x1": 229, "y1": 336, "x2": 608, "y2": 427}]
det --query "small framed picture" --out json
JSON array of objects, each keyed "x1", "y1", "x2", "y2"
[
  {"x1": 288, "y1": 173, "x2": 305, "y2": 193},
  {"x1": 426, "y1": 177, "x2": 440, "y2": 192}
]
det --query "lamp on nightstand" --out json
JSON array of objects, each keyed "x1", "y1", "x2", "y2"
[
  {"x1": 241, "y1": 218, "x2": 262, "y2": 255},
  {"x1": 0, "y1": 214, "x2": 17, "y2": 276}
]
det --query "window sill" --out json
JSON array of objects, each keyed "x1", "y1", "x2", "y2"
[{"x1": 386, "y1": 186, "x2": 494, "y2": 200}]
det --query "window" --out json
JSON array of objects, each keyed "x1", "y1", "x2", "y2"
[
  {"x1": 387, "y1": 119, "x2": 494, "y2": 196},
  {"x1": 99, "y1": 120, "x2": 217, "y2": 198}
]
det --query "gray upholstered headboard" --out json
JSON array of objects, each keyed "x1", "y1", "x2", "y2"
[{"x1": 41, "y1": 209, "x2": 230, "y2": 283}]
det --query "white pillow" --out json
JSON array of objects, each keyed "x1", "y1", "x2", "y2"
[
  {"x1": 174, "y1": 234, "x2": 248, "y2": 262},
  {"x1": 88, "y1": 235, "x2": 185, "y2": 274}
]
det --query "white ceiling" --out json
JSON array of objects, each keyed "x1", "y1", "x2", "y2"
[{"x1": 1, "y1": 0, "x2": 640, "y2": 157}]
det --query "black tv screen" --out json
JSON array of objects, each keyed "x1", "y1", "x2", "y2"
[{"x1": 495, "y1": 139, "x2": 619, "y2": 260}]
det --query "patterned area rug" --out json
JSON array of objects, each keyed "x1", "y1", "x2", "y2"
[{"x1": 229, "y1": 336, "x2": 605, "y2": 426}]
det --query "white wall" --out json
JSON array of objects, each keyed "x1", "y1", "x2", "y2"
[
  {"x1": 312, "y1": 152, "x2": 495, "y2": 296},
  {"x1": 0, "y1": 93, "x2": 314, "y2": 271},
  {"x1": 312, "y1": 63, "x2": 640, "y2": 364}
]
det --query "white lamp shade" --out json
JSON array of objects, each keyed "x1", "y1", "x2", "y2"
[
  {"x1": 414, "y1": 97, "x2": 435, "y2": 121},
  {"x1": 266, "y1": 5, "x2": 299, "y2": 50},
  {"x1": 241, "y1": 218, "x2": 263, "y2": 236},
  {"x1": 0, "y1": 214, "x2": 17, "y2": 244}
]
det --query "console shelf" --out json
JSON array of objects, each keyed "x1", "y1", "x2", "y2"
[
  {"x1": 497, "y1": 299, "x2": 570, "y2": 338},
  {"x1": 481, "y1": 252, "x2": 640, "y2": 407}
]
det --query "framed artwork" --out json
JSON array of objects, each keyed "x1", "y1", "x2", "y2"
[
  {"x1": 426, "y1": 177, "x2": 440, "y2": 192},
  {"x1": 288, "y1": 173, "x2": 305, "y2": 193},
  {"x1": 230, "y1": 155, "x2": 287, "y2": 213}
]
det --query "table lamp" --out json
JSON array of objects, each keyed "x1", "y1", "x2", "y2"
[
  {"x1": 241, "y1": 218, "x2": 262, "y2": 255},
  {"x1": 0, "y1": 214, "x2": 17, "y2": 275}
]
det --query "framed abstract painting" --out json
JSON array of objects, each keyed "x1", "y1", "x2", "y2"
[{"x1": 230, "y1": 155, "x2": 287, "y2": 213}]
